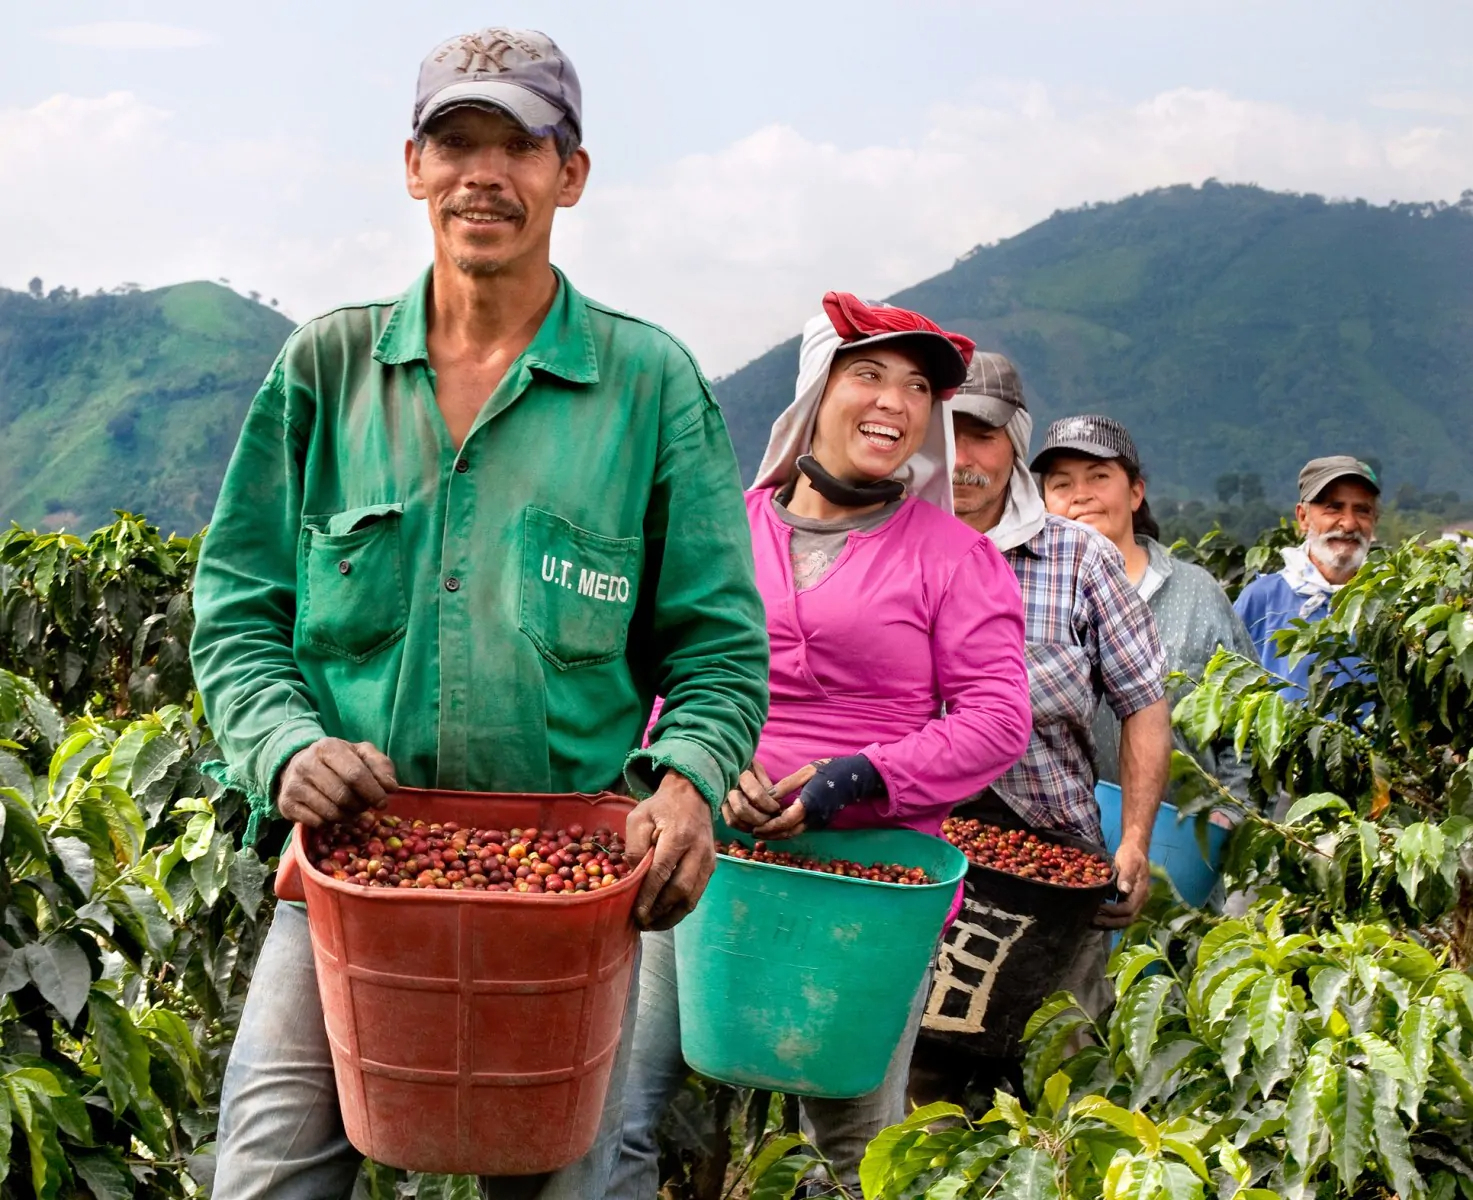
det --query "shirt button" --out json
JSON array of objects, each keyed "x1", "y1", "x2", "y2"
[
  {"x1": 444, "y1": 576, "x2": 461, "y2": 592},
  {"x1": 454, "y1": 457, "x2": 469, "y2": 474},
  {"x1": 338, "y1": 560, "x2": 352, "y2": 575}
]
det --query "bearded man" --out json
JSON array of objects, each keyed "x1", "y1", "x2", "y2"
[{"x1": 1234, "y1": 456, "x2": 1380, "y2": 700}]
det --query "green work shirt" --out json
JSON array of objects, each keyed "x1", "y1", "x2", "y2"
[{"x1": 191, "y1": 267, "x2": 769, "y2": 841}]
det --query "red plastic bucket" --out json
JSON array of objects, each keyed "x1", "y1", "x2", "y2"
[{"x1": 274, "y1": 788, "x2": 649, "y2": 1176}]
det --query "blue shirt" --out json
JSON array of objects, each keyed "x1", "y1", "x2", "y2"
[{"x1": 1234, "y1": 569, "x2": 1368, "y2": 701}]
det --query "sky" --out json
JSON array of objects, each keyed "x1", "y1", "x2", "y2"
[{"x1": 2, "y1": 1, "x2": 1470, "y2": 375}]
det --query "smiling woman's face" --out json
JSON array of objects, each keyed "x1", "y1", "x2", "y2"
[
  {"x1": 1040, "y1": 453, "x2": 1142, "y2": 546},
  {"x1": 810, "y1": 347, "x2": 933, "y2": 483}
]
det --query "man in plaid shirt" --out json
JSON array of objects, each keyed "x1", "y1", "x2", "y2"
[{"x1": 913, "y1": 355, "x2": 1170, "y2": 1100}]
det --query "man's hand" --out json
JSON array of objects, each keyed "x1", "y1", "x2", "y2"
[
  {"x1": 276, "y1": 738, "x2": 398, "y2": 828},
  {"x1": 721, "y1": 760, "x2": 783, "y2": 832},
  {"x1": 625, "y1": 770, "x2": 717, "y2": 931},
  {"x1": 1096, "y1": 840, "x2": 1150, "y2": 928}
]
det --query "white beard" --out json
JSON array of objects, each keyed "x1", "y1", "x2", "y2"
[{"x1": 1306, "y1": 528, "x2": 1370, "y2": 577}]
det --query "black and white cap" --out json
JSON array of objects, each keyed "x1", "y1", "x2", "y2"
[
  {"x1": 952, "y1": 352, "x2": 1028, "y2": 427},
  {"x1": 1030, "y1": 414, "x2": 1140, "y2": 473}
]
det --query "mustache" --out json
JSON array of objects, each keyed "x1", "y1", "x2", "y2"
[
  {"x1": 952, "y1": 468, "x2": 993, "y2": 488},
  {"x1": 1310, "y1": 529, "x2": 1371, "y2": 549},
  {"x1": 443, "y1": 196, "x2": 527, "y2": 224}
]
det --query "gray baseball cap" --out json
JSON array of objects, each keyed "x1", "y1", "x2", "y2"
[
  {"x1": 1030, "y1": 414, "x2": 1140, "y2": 473},
  {"x1": 414, "y1": 28, "x2": 582, "y2": 143},
  {"x1": 1299, "y1": 456, "x2": 1380, "y2": 503},
  {"x1": 952, "y1": 352, "x2": 1028, "y2": 427}
]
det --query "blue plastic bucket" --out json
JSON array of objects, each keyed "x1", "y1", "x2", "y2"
[{"x1": 1094, "y1": 782, "x2": 1228, "y2": 908}]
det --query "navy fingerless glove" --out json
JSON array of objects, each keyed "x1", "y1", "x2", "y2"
[{"x1": 798, "y1": 755, "x2": 885, "y2": 830}]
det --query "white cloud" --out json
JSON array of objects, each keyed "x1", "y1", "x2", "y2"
[
  {"x1": 1, "y1": 85, "x2": 1469, "y2": 375},
  {"x1": 41, "y1": 22, "x2": 214, "y2": 50}
]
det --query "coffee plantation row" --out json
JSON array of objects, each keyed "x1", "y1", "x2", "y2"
[{"x1": 1, "y1": 516, "x2": 1470, "y2": 1199}]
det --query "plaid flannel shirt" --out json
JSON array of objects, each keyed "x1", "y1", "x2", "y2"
[{"x1": 990, "y1": 515, "x2": 1165, "y2": 842}]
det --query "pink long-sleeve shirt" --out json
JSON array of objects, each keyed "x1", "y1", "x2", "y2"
[{"x1": 747, "y1": 489, "x2": 1031, "y2": 837}]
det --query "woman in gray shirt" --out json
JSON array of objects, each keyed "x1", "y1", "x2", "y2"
[{"x1": 1029, "y1": 414, "x2": 1259, "y2": 801}]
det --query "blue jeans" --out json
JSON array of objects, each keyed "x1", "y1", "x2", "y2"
[
  {"x1": 608, "y1": 929, "x2": 929, "y2": 1199},
  {"x1": 212, "y1": 903, "x2": 638, "y2": 1199}
]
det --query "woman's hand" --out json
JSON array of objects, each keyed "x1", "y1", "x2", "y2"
[
  {"x1": 721, "y1": 760, "x2": 785, "y2": 832},
  {"x1": 751, "y1": 756, "x2": 884, "y2": 839}
]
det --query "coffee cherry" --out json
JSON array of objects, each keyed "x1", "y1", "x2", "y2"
[
  {"x1": 308, "y1": 816, "x2": 629, "y2": 897},
  {"x1": 714, "y1": 841, "x2": 933, "y2": 885},
  {"x1": 940, "y1": 818, "x2": 1112, "y2": 887}
]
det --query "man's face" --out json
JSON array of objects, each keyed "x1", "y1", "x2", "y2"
[
  {"x1": 1296, "y1": 479, "x2": 1379, "y2": 580},
  {"x1": 405, "y1": 106, "x2": 590, "y2": 277},
  {"x1": 951, "y1": 413, "x2": 1015, "y2": 519}
]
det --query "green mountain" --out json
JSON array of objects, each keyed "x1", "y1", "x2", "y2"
[
  {"x1": 0, "y1": 281, "x2": 293, "y2": 534},
  {"x1": 716, "y1": 183, "x2": 1473, "y2": 502}
]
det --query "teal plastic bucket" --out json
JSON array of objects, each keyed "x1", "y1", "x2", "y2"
[
  {"x1": 674, "y1": 823, "x2": 967, "y2": 1098},
  {"x1": 1095, "y1": 782, "x2": 1228, "y2": 908}
]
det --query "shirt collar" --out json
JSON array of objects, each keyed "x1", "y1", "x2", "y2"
[
  {"x1": 1140, "y1": 535, "x2": 1174, "y2": 580},
  {"x1": 373, "y1": 265, "x2": 600, "y2": 385}
]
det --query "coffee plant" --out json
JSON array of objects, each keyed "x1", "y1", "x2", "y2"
[{"x1": 0, "y1": 515, "x2": 198, "y2": 718}]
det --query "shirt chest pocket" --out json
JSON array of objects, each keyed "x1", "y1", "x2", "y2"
[
  {"x1": 300, "y1": 503, "x2": 409, "y2": 662},
  {"x1": 519, "y1": 507, "x2": 642, "y2": 671}
]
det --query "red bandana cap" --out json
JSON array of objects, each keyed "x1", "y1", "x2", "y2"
[{"x1": 822, "y1": 292, "x2": 975, "y2": 398}]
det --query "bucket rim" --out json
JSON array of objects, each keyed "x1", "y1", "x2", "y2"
[
  {"x1": 713, "y1": 826, "x2": 968, "y2": 891},
  {"x1": 289, "y1": 788, "x2": 652, "y2": 905}
]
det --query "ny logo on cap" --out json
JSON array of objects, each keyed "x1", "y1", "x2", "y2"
[
  {"x1": 1058, "y1": 417, "x2": 1097, "y2": 441},
  {"x1": 436, "y1": 29, "x2": 542, "y2": 75}
]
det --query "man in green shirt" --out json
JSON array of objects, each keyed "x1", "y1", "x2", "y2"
[{"x1": 193, "y1": 27, "x2": 768, "y2": 1198}]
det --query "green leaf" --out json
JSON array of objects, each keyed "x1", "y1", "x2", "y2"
[
  {"x1": 412, "y1": 1175, "x2": 482, "y2": 1200},
  {"x1": 1254, "y1": 693, "x2": 1290, "y2": 762},
  {"x1": 1110, "y1": 946, "x2": 1165, "y2": 1000},
  {"x1": 748, "y1": 1134, "x2": 809, "y2": 1187},
  {"x1": 1207, "y1": 967, "x2": 1263, "y2": 1028},
  {"x1": 1309, "y1": 965, "x2": 1350, "y2": 1027},
  {"x1": 1285, "y1": 1039, "x2": 1335, "y2": 1167},
  {"x1": 995, "y1": 1146, "x2": 1060, "y2": 1200},
  {"x1": 227, "y1": 845, "x2": 269, "y2": 918},
  {"x1": 1330, "y1": 1065, "x2": 1371, "y2": 1192},
  {"x1": 1357, "y1": 1031, "x2": 1409, "y2": 1080},
  {"x1": 191, "y1": 830, "x2": 231, "y2": 908},
  {"x1": 1372, "y1": 1087, "x2": 1422, "y2": 1200},
  {"x1": 4, "y1": 1073, "x2": 67, "y2": 1200},
  {"x1": 1247, "y1": 975, "x2": 1289, "y2": 1055},
  {"x1": 89, "y1": 990, "x2": 167, "y2": 1150},
  {"x1": 750, "y1": 1153, "x2": 822, "y2": 1200},
  {"x1": 21, "y1": 935, "x2": 93, "y2": 1025},
  {"x1": 1024, "y1": 1011, "x2": 1090, "y2": 1105},
  {"x1": 69, "y1": 1149, "x2": 135, "y2": 1200},
  {"x1": 990, "y1": 1089, "x2": 1028, "y2": 1133},
  {"x1": 1216, "y1": 1139, "x2": 1249, "y2": 1187},
  {"x1": 1121, "y1": 975, "x2": 1174, "y2": 1074},
  {"x1": 180, "y1": 809, "x2": 215, "y2": 861},
  {"x1": 1398, "y1": 1001, "x2": 1436, "y2": 1115},
  {"x1": 1, "y1": 786, "x2": 49, "y2": 861},
  {"x1": 1282, "y1": 792, "x2": 1351, "y2": 824},
  {"x1": 127, "y1": 731, "x2": 185, "y2": 794},
  {"x1": 1449, "y1": 611, "x2": 1473, "y2": 656},
  {"x1": 1221, "y1": 1010, "x2": 1252, "y2": 1080},
  {"x1": 49, "y1": 834, "x2": 96, "y2": 897},
  {"x1": 1025, "y1": 992, "x2": 1084, "y2": 1042},
  {"x1": 1131, "y1": 1035, "x2": 1205, "y2": 1109},
  {"x1": 1042, "y1": 1072, "x2": 1071, "y2": 1119}
]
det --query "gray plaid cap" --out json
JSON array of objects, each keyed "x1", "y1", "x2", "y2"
[
  {"x1": 1030, "y1": 414, "x2": 1140, "y2": 473},
  {"x1": 1298, "y1": 455, "x2": 1380, "y2": 503},
  {"x1": 414, "y1": 28, "x2": 581, "y2": 142},
  {"x1": 951, "y1": 351, "x2": 1027, "y2": 426}
]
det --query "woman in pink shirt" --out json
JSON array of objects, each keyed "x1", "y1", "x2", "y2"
[{"x1": 610, "y1": 294, "x2": 1030, "y2": 1200}]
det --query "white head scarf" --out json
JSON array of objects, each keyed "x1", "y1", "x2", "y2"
[
  {"x1": 984, "y1": 408, "x2": 1049, "y2": 551},
  {"x1": 751, "y1": 308, "x2": 960, "y2": 514}
]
